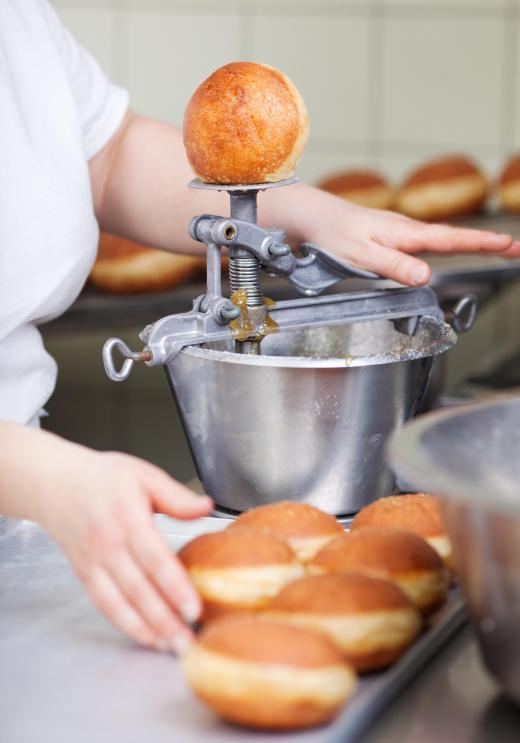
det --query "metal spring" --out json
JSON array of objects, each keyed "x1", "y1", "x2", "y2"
[{"x1": 229, "y1": 256, "x2": 263, "y2": 306}]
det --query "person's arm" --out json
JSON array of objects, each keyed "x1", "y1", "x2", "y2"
[
  {"x1": 89, "y1": 111, "x2": 520, "y2": 286},
  {"x1": 0, "y1": 421, "x2": 212, "y2": 653}
]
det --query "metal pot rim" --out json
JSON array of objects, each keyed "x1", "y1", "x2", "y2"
[
  {"x1": 388, "y1": 395, "x2": 520, "y2": 517},
  {"x1": 178, "y1": 317, "x2": 456, "y2": 369}
]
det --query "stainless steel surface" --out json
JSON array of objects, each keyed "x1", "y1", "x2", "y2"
[
  {"x1": 1, "y1": 518, "x2": 474, "y2": 743},
  {"x1": 363, "y1": 625, "x2": 520, "y2": 743},
  {"x1": 389, "y1": 397, "x2": 520, "y2": 703},
  {"x1": 167, "y1": 316, "x2": 455, "y2": 514}
]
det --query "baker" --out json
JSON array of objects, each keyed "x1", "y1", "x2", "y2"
[{"x1": 0, "y1": 0, "x2": 518, "y2": 655}]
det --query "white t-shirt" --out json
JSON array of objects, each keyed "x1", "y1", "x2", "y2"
[{"x1": 0, "y1": 1, "x2": 129, "y2": 424}]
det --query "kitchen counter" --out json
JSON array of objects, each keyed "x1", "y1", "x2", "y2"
[{"x1": 2, "y1": 518, "x2": 520, "y2": 743}]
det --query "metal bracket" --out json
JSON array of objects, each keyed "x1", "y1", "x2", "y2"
[
  {"x1": 191, "y1": 215, "x2": 381, "y2": 295},
  {"x1": 102, "y1": 285, "x2": 448, "y2": 380}
]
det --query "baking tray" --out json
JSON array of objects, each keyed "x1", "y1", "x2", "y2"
[{"x1": 158, "y1": 514, "x2": 467, "y2": 743}]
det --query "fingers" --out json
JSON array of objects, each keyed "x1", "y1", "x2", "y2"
[
  {"x1": 124, "y1": 504, "x2": 202, "y2": 624},
  {"x1": 104, "y1": 547, "x2": 193, "y2": 654},
  {"x1": 497, "y1": 240, "x2": 520, "y2": 259},
  {"x1": 85, "y1": 567, "x2": 157, "y2": 648},
  {"x1": 395, "y1": 221, "x2": 515, "y2": 255},
  {"x1": 141, "y1": 463, "x2": 213, "y2": 520},
  {"x1": 347, "y1": 239, "x2": 431, "y2": 286}
]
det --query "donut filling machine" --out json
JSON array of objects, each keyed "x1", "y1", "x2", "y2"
[{"x1": 102, "y1": 177, "x2": 477, "y2": 515}]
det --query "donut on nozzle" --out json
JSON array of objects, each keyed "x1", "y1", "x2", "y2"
[
  {"x1": 182, "y1": 615, "x2": 357, "y2": 730},
  {"x1": 228, "y1": 501, "x2": 344, "y2": 562},
  {"x1": 264, "y1": 574, "x2": 422, "y2": 672},
  {"x1": 308, "y1": 527, "x2": 449, "y2": 617},
  {"x1": 351, "y1": 494, "x2": 453, "y2": 569},
  {"x1": 177, "y1": 527, "x2": 304, "y2": 621},
  {"x1": 183, "y1": 62, "x2": 309, "y2": 184}
]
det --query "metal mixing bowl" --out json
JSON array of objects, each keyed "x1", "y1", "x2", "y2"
[
  {"x1": 389, "y1": 396, "x2": 520, "y2": 703},
  {"x1": 166, "y1": 316, "x2": 455, "y2": 515}
]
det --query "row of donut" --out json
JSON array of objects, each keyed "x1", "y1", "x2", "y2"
[
  {"x1": 318, "y1": 153, "x2": 520, "y2": 222},
  {"x1": 179, "y1": 494, "x2": 453, "y2": 732}
]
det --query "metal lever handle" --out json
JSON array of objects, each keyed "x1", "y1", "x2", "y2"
[
  {"x1": 442, "y1": 294, "x2": 478, "y2": 334},
  {"x1": 288, "y1": 243, "x2": 381, "y2": 294},
  {"x1": 191, "y1": 217, "x2": 383, "y2": 296},
  {"x1": 102, "y1": 338, "x2": 151, "y2": 382}
]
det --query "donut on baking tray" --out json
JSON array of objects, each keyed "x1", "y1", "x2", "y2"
[{"x1": 182, "y1": 614, "x2": 357, "y2": 730}]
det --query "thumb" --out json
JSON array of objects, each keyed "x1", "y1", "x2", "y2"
[{"x1": 140, "y1": 462, "x2": 213, "y2": 519}]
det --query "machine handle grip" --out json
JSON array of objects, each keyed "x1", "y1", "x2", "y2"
[
  {"x1": 102, "y1": 338, "x2": 151, "y2": 382},
  {"x1": 443, "y1": 294, "x2": 478, "y2": 334}
]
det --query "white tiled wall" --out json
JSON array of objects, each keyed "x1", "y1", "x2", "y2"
[{"x1": 52, "y1": 0, "x2": 520, "y2": 187}]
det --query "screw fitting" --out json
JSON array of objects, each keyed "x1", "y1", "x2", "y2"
[{"x1": 268, "y1": 243, "x2": 291, "y2": 257}]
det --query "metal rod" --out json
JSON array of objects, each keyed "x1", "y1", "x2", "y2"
[
  {"x1": 229, "y1": 191, "x2": 258, "y2": 223},
  {"x1": 229, "y1": 190, "x2": 264, "y2": 309},
  {"x1": 201, "y1": 243, "x2": 222, "y2": 311}
]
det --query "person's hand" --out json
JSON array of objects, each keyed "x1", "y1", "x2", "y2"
[
  {"x1": 267, "y1": 184, "x2": 520, "y2": 286},
  {"x1": 316, "y1": 200, "x2": 520, "y2": 285},
  {"x1": 38, "y1": 448, "x2": 212, "y2": 653}
]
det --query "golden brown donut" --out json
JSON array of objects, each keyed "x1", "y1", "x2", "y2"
[
  {"x1": 395, "y1": 155, "x2": 487, "y2": 221},
  {"x1": 178, "y1": 528, "x2": 304, "y2": 620},
  {"x1": 89, "y1": 232, "x2": 205, "y2": 294},
  {"x1": 351, "y1": 494, "x2": 453, "y2": 569},
  {"x1": 228, "y1": 501, "x2": 345, "y2": 562},
  {"x1": 317, "y1": 169, "x2": 394, "y2": 210},
  {"x1": 263, "y1": 574, "x2": 421, "y2": 672},
  {"x1": 498, "y1": 154, "x2": 520, "y2": 213},
  {"x1": 182, "y1": 615, "x2": 357, "y2": 730},
  {"x1": 308, "y1": 527, "x2": 449, "y2": 617},
  {"x1": 183, "y1": 62, "x2": 309, "y2": 184}
]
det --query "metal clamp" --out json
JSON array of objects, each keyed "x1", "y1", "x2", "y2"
[
  {"x1": 190, "y1": 215, "x2": 382, "y2": 296},
  {"x1": 102, "y1": 338, "x2": 152, "y2": 382}
]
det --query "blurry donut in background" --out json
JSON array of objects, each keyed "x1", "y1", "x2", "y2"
[
  {"x1": 263, "y1": 573, "x2": 421, "y2": 672},
  {"x1": 178, "y1": 527, "x2": 304, "y2": 620},
  {"x1": 498, "y1": 154, "x2": 520, "y2": 213},
  {"x1": 351, "y1": 494, "x2": 453, "y2": 569},
  {"x1": 395, "y1": 155, "x2": 487, "y2": 221},
  {"x1": 317, "y1": 169, "x2": 394, "y2": 210},
  {"x1": 228, "y1": 501, "x2": 344, "y2": 562},
  {"x1": 309, "y1": 527, "x2": 449, "y2": 617},
  {"x1": 90, "y1": 232, "x2": 205, "y2": 294}
]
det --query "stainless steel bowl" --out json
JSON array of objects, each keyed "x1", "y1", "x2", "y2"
[
  {"x1": 389, "y1": 396, "x2": 520, "y2": 703},
  {"x1": 167, "y1": 316, "x2": 455, "y2": 515}
]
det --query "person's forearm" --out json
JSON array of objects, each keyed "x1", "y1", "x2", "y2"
[
  {"x1": 89, "y1": 111, "x2": 326, "y2": 253},
  {"x1": 0, "y1": 421, "x2": 87, "y2": 522}
]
